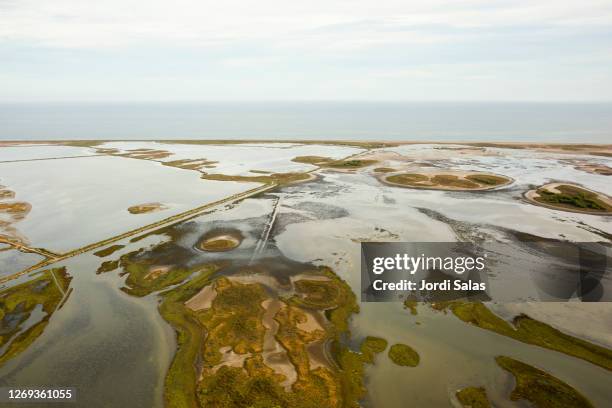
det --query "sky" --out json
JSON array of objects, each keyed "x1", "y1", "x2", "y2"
[{"x1": 1, "y1": 0, "x2": 612, "y2": 102}]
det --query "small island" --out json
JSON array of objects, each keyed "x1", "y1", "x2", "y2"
[
  {"x1": 524, "y1": 183, "x2": 611, "y2": 215},
  {"x1": 456, "y1": 386, "x2": 491, "y2": 408},
  {"x1": 381, "y1": 171, "x2": 513, "y2": 191},
  {"x1": 388, "y1": 343, "x2": 420, "y2": 367},
  {"x1": 197, "y1": 230, "x2": 243, "y2": 252},
  {"x1": 127, "y1": 202, "x2": 168, "y2": 214},
  {"x1": 292, "y1": 156, "x2": 377, "y2": 169}
]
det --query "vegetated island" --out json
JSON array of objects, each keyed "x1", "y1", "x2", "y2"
[
  {"x1": 196, "y1": 229, "x2": 243, "y2": 252},
  {"x1": 570, "y1": 161, "x2": 612, "y2": 176},
  {"x1": 430, "y1": 302, "x2": 607, "y2": 407},
  {"x1": 456, "y1": 386, "x2": 491, "y2": 408},
  {"x1": 127, "y1": 202, "x2": 168, "y2": 214},
  {"x1": 292, "y1": 156, "x2": 377, "y2": 170},
  {"x1": 524, "y1": 183, "x2": 612, "y2": 215},
  {"x1": 200, "y1": 171, "x2": 313, "y2": 186},
  {"x1": 430, "y1": 301, "x2": 612, "y2": 371},
  {"x1": 388, "y1": 343, "x2": 420, "y2": 367},
  {"x1": 496, "y1": 356, "x2": 594, "y2": 408},
  {"x1": 380, "y1": 171, "x2": 513, "y2": 191}
]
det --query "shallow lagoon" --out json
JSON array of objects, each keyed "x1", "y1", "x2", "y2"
[
  {"x1": 0, "y1": 155, "x2": 261, "y2": 252},
  {"x1": 0, "y1": 249, "x2": 44, "y2": 277}
]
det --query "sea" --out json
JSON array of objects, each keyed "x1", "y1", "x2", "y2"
[{"x1": 0, "y1": 101, "x2": 610, "y2": 142}]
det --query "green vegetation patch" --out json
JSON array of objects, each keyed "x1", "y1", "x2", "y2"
[
  {"x1": 198, "y1": 277, "x2": 268, "y2": 365},
  {"x1": 373, "y1": 167, "x2": 396, "y2": 173},
  {"x1": 119, "y1": 246, "x2": 369, "y2": 408},
  {"x1": 325, "y1": 159, "x2": 377, "y2": 169},
  {"x1": 198, "y1": 356, "x2": 294, "y2": 407},
  {"x1": 386, "y1": 172, "x2": 510, "y2": 190},
  {"x1": 456, "y1": 386, "x2": 490, "y2": 408},
  {"x1": 431, "y1": 175, "x2": 479, "y2": 189},
  {"x1": 535, "y1": 185, "x2": 610, "y2": 212},
  {"x1": 118, "y1": 253, "x2": 198, "y2": 297},
  {"x1": 93, "y1": 244, "x2": 125, "y2": 258},
  {"x1": 292, "y1": 155, "x2": 379, "y2": 170},
  {"x1": 388, "y1": 343, "x2": 420, "y2": 367},
  {"x1": 0, "y1": 268, "x2": 71, "y2": 366},
  {"x1": 404, "y1": 300, "x2": 418, "y2": 315},
  {"x1": 96, "y1": 260, "x2": 119, "y2": 274},
  {"x1": 290, "y1": 268, "x2": 359, "y2": 335},
  {"x1": 360, "y1": 336, "x2": 388, "y2": 363},
  {"x1": 122, "y1": 263, "x2": 193, "y2": 297},
  {"x1": 292, "y1": 156, "x2": 334, "y2": 165},
  {"x1": 201, "y1": 172, "x2": 311, "y2": 185},
  {"x1": 293, "y1": 279, "x2": 341, "y2": 310},
  {"x1": 386, "y1": 173, "x2": 429, "y2": 185},
  {"x1": 433, "y1": 302, "x2": 612, "y2": 371},
  {"x1": 163, "y1": 158, "x2": 218, "y2": 171},
  {"x1": 496, "y1": 356, "x2": 593, "y2": 408},
  {"x1": 118, "y1": 149, "x2": 172, "y2": 160},
  {"x1": 159, "y1": 265, "x2": 220, "y2": 408},
  {"x1": 465, "y1": 174, "x2": 509, "y2": 186},
  {"x1": 197, "y1": 270, "x2": 364, "y2": 408}
]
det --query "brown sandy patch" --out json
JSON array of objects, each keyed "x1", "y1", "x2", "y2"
[
  {"x1": 208, "y1": 347, "x2": 252, "y2": 375},
  {"x1": 296, "y1": 310, "x2": 325, "y2": 333},
  {"x1": 307, "y1": 340, "x2": 332, "y2": 370},
  {"x1": 0, "y1": 202, "x2": 31, "y2": 217},
  {"x1": 185, "y1": 284, "x2": 217, "y2": 311},
  {"x1": 261, "y1": 299, "x2": 298, "y2": 389},
  {"x1": 569, "y1": 161, "x2": 612, "y2": 176},
  {"x1": 144, "y1": 265, "x2": 170, "y2": 281}
]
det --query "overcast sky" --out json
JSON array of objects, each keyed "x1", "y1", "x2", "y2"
[{"x1": 1, "y1": 0, "x2": 611, "y2": 102}]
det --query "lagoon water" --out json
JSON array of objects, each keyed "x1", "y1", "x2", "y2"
[{"x1": 1, "y1": 102, "x2": 611, "y2": 142}]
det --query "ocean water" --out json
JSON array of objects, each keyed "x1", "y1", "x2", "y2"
[{"x1": 0, "y1": 102, "x2": 610, "y2": 142}]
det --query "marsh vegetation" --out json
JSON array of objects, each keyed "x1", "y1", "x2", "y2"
[
  {"x1": 0, "y1": 268, "x2": 71, "y2": 366},
  {"x1": 496, "y1": 356, "x2": 593, "y2": 408},
  {"x1": 431, "y1": 301, "x2": 612, "y2": 371},
  {"x1": 387, "y1": 343, "x2": 420, "y2": 367},
  {"x1": 456, "y1": 386, "x2": 490, "y2": 408}
]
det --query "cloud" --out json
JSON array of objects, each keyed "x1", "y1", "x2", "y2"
[
  {"x1": 1, "y1": 0, "x2": 611, "y2": 49},
  {"x1": 1, "y1": 0, "x2": 611, "y2": 101}
]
